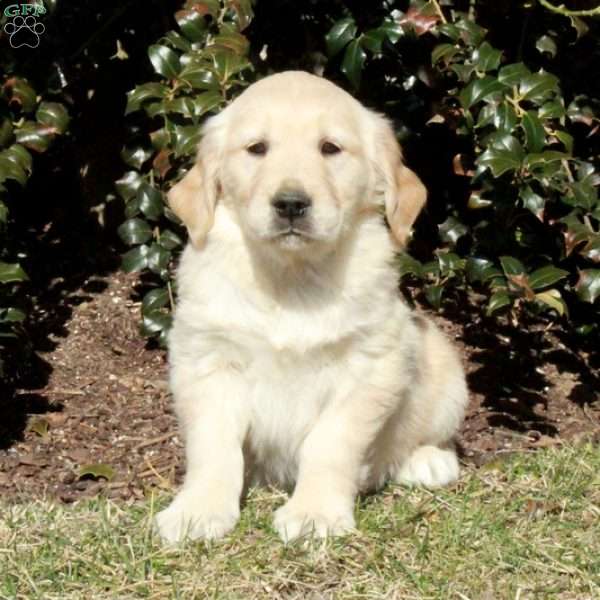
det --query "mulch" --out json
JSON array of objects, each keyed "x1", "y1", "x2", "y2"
[{"x1": 1, "y1": 270, "x2": 598, "y2": 503}]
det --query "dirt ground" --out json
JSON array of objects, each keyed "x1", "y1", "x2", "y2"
[{"x1": 1, "y1": 269, "x2": 599, "y2": 502}]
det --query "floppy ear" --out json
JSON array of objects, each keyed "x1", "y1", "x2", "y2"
[
  {"x1": 375, "y1": 117, "x2": 427, "y2": 247},
  {"x1": 168, "y1": 118, "x2": 222, "y2": 249}
]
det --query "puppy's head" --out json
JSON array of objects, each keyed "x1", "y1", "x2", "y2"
[{"x1": 169, "y1": 71, "x2": 426, "y2": 252}]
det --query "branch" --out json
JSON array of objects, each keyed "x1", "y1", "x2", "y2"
[{"x1": 537, "y1": 0, "x2": 600, "y2": 17}]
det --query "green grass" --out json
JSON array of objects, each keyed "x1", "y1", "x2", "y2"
[{"x1": 1, "y1": 444, "x2": 599, "y2": 599}]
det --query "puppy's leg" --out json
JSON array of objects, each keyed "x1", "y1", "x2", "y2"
[
  {"x1": 274, "y1": 391, "x2": 396, "y2": 542},
  {"x1": 155, "y1": 369, "x2": 248, "y2": 544}
]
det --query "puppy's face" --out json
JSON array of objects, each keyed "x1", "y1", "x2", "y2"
[
  {"x1": 169, "y1": 71, "x2": 426, "y2": 254},
  {"x1": 220, "y1": 80, "x2": 370, "y2": 251}
]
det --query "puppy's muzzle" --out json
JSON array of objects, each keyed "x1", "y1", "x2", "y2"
[{"x1": 271, "y1": 189, "x2": 312, "y2": 222}]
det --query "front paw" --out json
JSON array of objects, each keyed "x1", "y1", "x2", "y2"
[
  {"x1": 273, "y1": 498, "x2": 355, "y2": 543},
  {"x1": 155, "y1": 491, "x2": 239, "y2": 544}
]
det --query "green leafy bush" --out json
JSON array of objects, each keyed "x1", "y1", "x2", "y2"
[
  {"x1": 0, "y1": 70, "x2": 69, "y2": 377},
  {"x1": 118, "y1": 0, "x2": 599, "y2": 345}
]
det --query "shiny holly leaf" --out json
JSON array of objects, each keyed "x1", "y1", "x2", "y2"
[
  {"x1": 397, "y1": 253, "x2": 423, "y2": 278},
  {"x1": 147, "y1": 242, "x2": 171, "y2": 274},
  {"x1": 493, "y1": 102, "x2": 518, "y2": 133},
  {"x1": 520, "y1": 186, "x2": 545, "y2": 220},
  {"x1": 566, "y1": 96, "x2": 595, "y2": 126},
  {"x1": 438, "y1": 216, "x2": 468, "y2": 245},
  {"x1": 472, "y1": 41, "x2": 502, "y2": 72},
  {"x1": 325, "y1": 17, "x2": 357, "y2": 57},
  {"x1": 35, "y1": 102, "x2": 70, "y2": 134},
  {"x1": 498, "y1": 63, "x2": 531, "y2": 87},
  {"x1": 478, "y1": 146, "x2": 522, "y2": 177},
  {"x1": 15, "y1": 122, "x2": 55, "y2": 153},
  {"x1": 179, "y1": 64, "x2": 219, "y2": 89},
  {"x1": 0, "y1": 118, "x2": 13, "y2": 147},
  {"x1": 118, "y1": 218, "x2": 153, "y2": 245},
  {"x1": 500, "y1": 256, "x2": 526, "y2": 276},
  {"x1": 115, "y1": 170, "x2": 144, "y2": 201},
  {"x1": 361, "y1": 28, "x2": 387, "y2": 54},
  {"x1": 141, "y1": 310, "x2": 172, "y2": 335},
  {"x1": 211, "y1": 49, "x2": 250, "y2": 82},
  {"x1": 158, "y1": 229, "x2": 184, "y2": 250},
  {"x1": 563, "y1": 180, "x2": 597, "y2": 211},
  {"x1": 212, "y1": 28, "x2": 250, "y2": 56},
  {"x1": 0, "y1": 261, "x2": 28, "y2": 283},
  {"x1": 487, "y1": 290, "x2": 511, "y2": 315},
  {"x1": 459, "y1": 76, "x2": 504, "y2": 108},
  {"x1": 539, "y1": 100, "x2": 565, "y2": 120},
  {"x1": 173, "y1": 125, "x2": 202, "y2": 157},
  {"x1": 536, "y1": 35, "x2": 557, "y2": 57},
  {"x1": 121, "y1": 245, "x2": 150, "y2": 273},
  {"x1": 175, "y1": 8, "x2": 207, "y2": 42},
  {"x1": 432, "y1": 43, "x2": 459, "y2": 65},
  {"x1": 121, "y1": 145, "x2": 152, "y2": 170},
  {"x1": 148, "y1": 44, "x2": 181, "y2": 78},
  {"x1": 466, "y1": 257, "x2": 501, "y2": 282},
  {"x1": 535, "y1": 289, "x2": 567, "y2": 315},
  {"x1": 424, "y1": 284, "x2": 443, "y2": 310},
  {"x1": 193, "y1": 91, "x2": 222, "y2": 118},
  {"x1": 0, "y1": 154, "x2": 27, "y2": 186},
  {"x1": 137, "y1": 183, "x2": 164, "y2": 221},
  {"x1": 341, "y1": 39, "x2": 366, "y2": 89},
  {"x1": 528, "y1": 265, "x2": 569, "y2": 290},
  {"x1": 142, "y1": 287, "x2": 169, "y2": 312},
  {"x1": 575, "y1": 269, "x2": 600, "y2": 303},
  {"x1": 554, "y1": 131, "x2": 573, "y2": 155},
  {"x1": 125, "y1": 83, "x2": 168, "y2": 115},
  {"x1": 378, "y1": 17, "x2": 405, "y2": 43},
  {"x1": 521, "y1": 111, "x2": 545, "y2": 153},
  {"x1": 519, "y1": 72, "x2": 559, "y2": 103}
]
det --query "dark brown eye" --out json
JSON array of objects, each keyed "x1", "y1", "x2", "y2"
[
  {"x1": 321, "y1": 141, "x2": 342, "y2": 156},
  {"x1": 247, "y1": 141, "x2": 268, "y2": 156}
]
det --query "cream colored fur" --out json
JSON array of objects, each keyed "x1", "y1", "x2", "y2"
[{"x1": 155, "y1": 71, "x2": 468, "y2": 544}]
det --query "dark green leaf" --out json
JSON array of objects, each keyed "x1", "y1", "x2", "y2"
[
  {"x1": 466, "y1": 257, "x2": 501, "y2": 282},
  {"x1": 137, "y1": 183, "x2": 164, "y2": 221},
  {"x1": 142, "y1": 287, "x2": 169, "y2": 312},
  {"x1": 35, "y1": 102, "x2": 70, "y2": 134},
  {"x1": 0, "y1": 261, "x2": 28, "y2": 283},
  {"x1": 539, "y1": 100, "x2": 565, "y2": 120},
  {"x1": 438, "y1": 216, "x2": 468, "y2": 245},
  {"x1": 325, "y1": 17, "x2": 357, "y2": 57},
  {"x1": 147, "y1": 242, "x2": 171, "y2": 274},
  {"x1": 141, "y1": 310, "x2": 172, "y2": 335},
  {"x1": 478, "y1": 147, "x2": 522, "y2": 177},
  {"x1": 487, "y1": 290, "x2": 511, "y2": 315},
  {"x1": 535, "y1": 35, "x2": 557, "y2": 57},
  {"x1": 397, "y1": 253, "x2": 423, "y2": 278},
  {"x1": 15, "y1": 122, "x2": 55, "y2": 153},
  {"x1": 121, "y1": 245, "x2": 150, "y2": 273},
  {"x1": 378, "y1": 18, "x2": 405, "y2": 43},
  {"x1": 118, "y1": 218, "x2": 153, "y2": 245},
  {"x1": 158, "y1": 229, "x2": 184, "y2": 250},
  {"x1": 0, "y1": 118, "x2": 13, "y2": 147},
  {"x1": 459, "y1": 76, "x2": 504, "y2": 108},
  {"x1": 521, "y1": 111, "x2": 545, "y2": 153},
  {"x1": 148, "y1": 44, "x2": 181, "y2": 78},
  {"x1": 193, "y1": 91, "x2": 222, "y2": 117},
  {"x1": 179, "y1": 64, "x2": 219, "y2": 89},
  {"x1": 173, "y1": 125, "x2": 202, "y2": 157},
  {"x1": 432, "y1": 43, "x2": 459, "y2": 65},
  {"x1": 498, "y1": 63, "x2": 531, "y2": 87},
  {"x1": 520, "y1": 186, "x2": 545, "y2": 220},
  {"x1": 121, "y1": 145, "x2": 152, "y2": 170},
  {"x1": 575, "y1": 269, "x2": 600, "y2": 303},
  {"x1": 175, "y1": 8, "x2": 207, "y2": 42},
  {"x1": 115, "y1": 171, "x2": 144, "y2": 201},
  {"x1": 535, "y1": 289, "x2": 567, "y2": 316},
  {"x1": 125, "y1": 83, "x2": 168, "y2": 115},
  {"x1": 528, "y1": 265, "x2": 569, "y2": 290},
  {"x1": 500, "y1": 256, "x2": 525, "y2": 276},
  {"x1": 472, "y1": 41, "x2": 502, "y2": 72},
  {"x1": 361, "y1": 28, "x2": 387, "y2": 54},
  {"x1": 424, "y1": 284, "x2": 443, "y2": 310},
  {"x1": 519, "y1": 72, "x2": 559, "y2": 103},
  {"x1": 341, "y1": 40, "x2": 366, "y2": 89}
]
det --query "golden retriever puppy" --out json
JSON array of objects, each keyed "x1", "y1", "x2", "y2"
[{"x1": 155, "y1": 71, "x2": 468, "y2": 544}]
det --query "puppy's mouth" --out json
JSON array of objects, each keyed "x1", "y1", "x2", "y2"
[{"x1": 272, "y1": 226, "x2": 314, "y2": 240}]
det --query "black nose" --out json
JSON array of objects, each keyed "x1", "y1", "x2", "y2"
[{"x1": 272, "y1": 190, "x2": 311, "y2": 220}]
